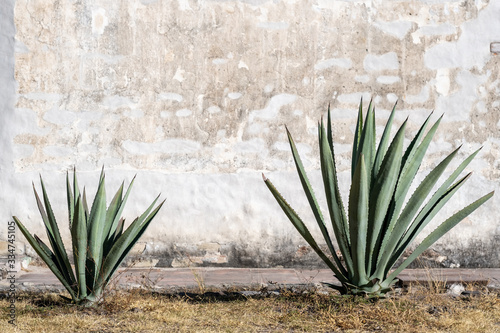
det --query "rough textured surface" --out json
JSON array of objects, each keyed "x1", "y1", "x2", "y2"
[{"x1": 1, "y1": 0, "x2": 499, "y2": 268}]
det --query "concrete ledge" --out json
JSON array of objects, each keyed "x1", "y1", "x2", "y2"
[{"x1": 2, "y1": 267, "x2": 499, "y2": 293}]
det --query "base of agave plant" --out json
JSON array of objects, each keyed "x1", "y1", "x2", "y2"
[
  {"x1": 74, "y1": 295, "x2": 99, "y2": 307},
  {"x1": 323, "y1": 278, "x2": 398, "y2": 297}
]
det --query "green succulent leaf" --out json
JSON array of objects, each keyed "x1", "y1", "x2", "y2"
[
  {"x1": 366, "y1": 118, "x2": 406, "y2": 274},
  {"x1": 319, "y1": 120, "x2": 352, "y2": 275},
  {"x1": 387, "y1": 191, "x2": 494, "y2": 282},
  {"x1": 14, "y1": 217, "x2": 77, "y2": 300},
  {"x1": 96, "y1": 197, "x2": 165, "y2": 294},
  {"x1": 348, "y1": 155, "x2": 369, "y2": 285},
  {"x1": 372, "y1": 102, "x2": 396, "y2": 177},
  {"x1": 71, "y1": 195, "x2": 88, "y2": 298},
  {"x1": 36, "y1": 179, "x2": 76, "y2": 288},
  {"x1": 263, "y1": 175, "x2": 348, "y2": 283},
  {"x1": 87, "y1": 175, "x2": 108, "y2": 281},
  {"x1": 286, "y1": 125, "x2": 346, "y2": 277},
  {"x1": 351, "y1": 99, "x2": 365, "y2": 178}
]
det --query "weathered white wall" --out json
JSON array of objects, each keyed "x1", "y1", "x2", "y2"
[{"x1": 2, "y1": 0, "x2": 499, "y2": 268}]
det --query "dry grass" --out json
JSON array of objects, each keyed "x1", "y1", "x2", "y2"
[{"x1": 1, "y1": 285, "x2": 500, "y2": 332}]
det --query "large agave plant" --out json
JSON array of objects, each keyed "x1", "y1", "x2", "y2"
[
  {"x1": 264, "y1": 100, "x2": 493, "y2": 296},
  {"x1": 14, "y1": 169, "x2": 164, "y2": 305}
]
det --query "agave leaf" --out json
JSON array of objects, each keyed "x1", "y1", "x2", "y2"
[
  {"x1": 319, "y1": 121, "x2": 353, "y2": 276},
  {"x1": 106, "y1": 176, "x2": 136, "y2": 241},
  {"x1": 14, "y1": 217, "x2": 77, "y2": 300},
  {"x1": 373, "y1": 146, "x2": 461, "y2": 279},
  {"x1": 32, "y1": 183, "x2": 52, "y2": 234},
  {"x1": 96, "y1": 199, "x2": 165, "y2": 294},
  {"x1": 327, "y1": 104, "x2": 334, "y2": 156},
  {"x1": 37, "y1": 178, "x2": 76, "y2": 286},
  {"x1": 98, "y1": 165, "x2": 105, "y2": 183},
  {"x1": 326, "y1": 112, "x2": 350, "y2": 245},
  {"x1": 86, "y1": 174, "x2": 107, "y2": 280},
  {"x1": 264, "y1": 176, "x2": 348, "y2": 283},
  {"x1": 68, "y1": 170, "x2": 82, "y2": 233},
  {"x1": 66, "y1": 172, "x2": 74, "y2": 228},
  {"x1": 113, "y1": 218, "x2": 125, "y2": 242},
  {"x1": 366, "y1": 119, "x2": 406, "y2": 274},
  {"x1": 73, "y1": 169, "x2": 81, "y2": 216},
  {"x1": 390, "y1": 115, "x2": 441, "y2": 220},
  {"x1": 386, "y1": 191, "x2": 494, "y2": 282},
  {"x1": 400, "y1": 113, "x2": 433, "y2": 173},
  {"x1": 286, "y1": 126, "x2": 346, "y2": 277},
  {"x1": 348, "y1": 155, "x2": 369, "y2": 285},
  {"x1": 396, "y1": 148, "x2": 483, "y2": 253},
  {"x1": 105, "y1": 203, "x2": 164, "y2": 288},
  {"x1": 71, "y1": 196, "x2": 88, "y2": 298},
  {"x1": 377, "y1": 115, "x2": 441, "y2": 255},
  {"x1": 351, "y1": 99, "x2": 364, "y2": 179},
  {"x1": 93, "y1": 188, "x2": 163, "y2": 295},
  {"x1": 82, "y1": 187, "x2": 89, "y2": 220},
  {"x1": 103, "y1": 218, "x2": 126, "y2": 260},
  {"x1": 376, "y1": 113, "x2": 434, "y2": 243},
  {"x1": 355, "y1": 101, "x2": 376, "y2": 183},
  {"x1": 386, "y1": 173, "x2": 472, "y2": 273},
  {"x1": 104, "y1": 182, "x2": 124, "y2": 239},
  {"x1": 372, "y1": 102, "x2": 397, "y2": 177}
]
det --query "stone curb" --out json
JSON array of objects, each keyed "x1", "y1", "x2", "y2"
[{"x1": 1, "y1": 267, "x2": 499, "y2": 293}]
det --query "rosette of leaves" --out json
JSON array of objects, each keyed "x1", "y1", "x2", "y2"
[
  {"x1": 263, "y1": 100, "x2": 493, "y2": 296},
  {"x1": 14, "y1": 168, "x2": 164, "y2": 305}
]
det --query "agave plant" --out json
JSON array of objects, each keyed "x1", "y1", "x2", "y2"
[
  {"x1": 264, "y1": 100, "x2": 493, "y2": 296},
  {"x1": 14, "y1": 168, "x2": 164, "y2": 305}
]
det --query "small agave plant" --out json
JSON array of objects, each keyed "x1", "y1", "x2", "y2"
[
  {"x1": 264, "y1": 100, "x2": 493, "y2": 296},
  {"x1": 14, "y1": 168, "x2": 164, "y2": 305}
]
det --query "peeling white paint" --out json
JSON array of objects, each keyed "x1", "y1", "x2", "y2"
[
  {"x1": 238, "y1": 60, "x2": 249, "y2": 70},
  {"x1": 13, "y1": 144, "x2": 34, "y2": 159},
  {"x1": 373, "y1": 20, "x2": 413, "y2": 40},
  {"x1": 376, "y1": 76, "x2": 400, "y2": 84},
  {"x1": 436, "y1": 71, "x2": 488, "y2": 122},
  {"x1": 314, "y1": 58, "x2": 352, "y2": 71},
  {"x1": 176, "y1": 108, "x2": 192, "y2": 117},
  {"x1": 435, "y1": 68, "x2": 450, "y2": 96},
  {"x1": 207, "y1": 106, "x2": 221, "y2": 114},
  {"x1": 386, "y1": 93, "x2": 398, "y2": 104},
  {"x1": 92, "y1": 7, "x2": 109, "y2": 35},
  {"x1": 249, "y1": 94, "x2": 297, "y2": 122},
  {"x1": 363, "y1": 52, "x2": 399, "y2": 71},
  {"x1": 122, "y1": 139, "x2": 201, "y2": 155},
  {"x1": 405, "y1": 85, "x2": 430, "y2": 104},
  {"x1": 256, "y1": 21, "x2": 289, "y2": 30},
  {"x1": 44, "y1": 145, "x2": 74, "y2": 158},
  {"x1": 355, "y1": 75, "x2": 370, "y2": 83},
  {"x1": 337, "y1": 92, "x2": 372, "y2": 105},
  {"x1": 228, "y1": 92, "x2": 242, "y2": 100},
  {"x1": 159, "y1": 93, "x2": 183, "y2": 102},
  {"x1": 234, "y1": 138, "x2": 267, "y2": 154},
  {"x1": 177, "y1": 0, "x2": 192, "y2": 11},
  {"x1": 418, "y1": 23, "x2": 456, "y2": 36},
  {"x1": 123, "y1": 109, "x2": 144, "y2": 118},
  {"x1": 173, "y1": 68, "x2": 185, "y2": 82},
  {"x1": 212, "y1": 58, "x2": 228, "y2": 65},
  {"x1": 103, "y1": 95, "x2": 137, "y2": 109},
  {"x1": 424, "y1": 1, "x2": 500, "y2": 70},
  {"x1": 160, "y1": 111, "x2": 172, "y2": 118}
]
